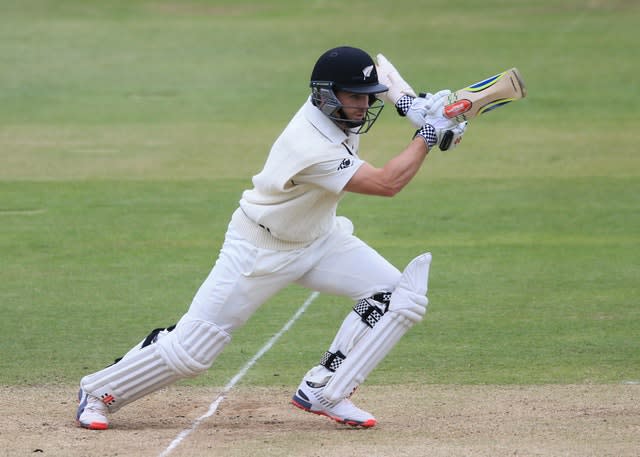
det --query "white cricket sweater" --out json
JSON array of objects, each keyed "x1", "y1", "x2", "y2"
[{"x1": 234, "y1": 98, "x2": 363, "y2": 250}]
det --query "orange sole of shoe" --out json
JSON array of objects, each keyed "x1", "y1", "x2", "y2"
[
  {"x1": 77, "y1": 420, "x2": 109, "y2": 430},
  {"x1": 291, "y1": 399, "x2": 376, "y2": 428}
]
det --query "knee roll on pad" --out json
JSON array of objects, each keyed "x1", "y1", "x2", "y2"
[
  {"x1": 388, "y1": 253, "x2": 431, "y2": 323},
  {"x1": 389, "y1": 290, "x2": 428, "y2": 323},
  {"x1": 156, "y1": 319, "x2": 231, "y2": 377}
]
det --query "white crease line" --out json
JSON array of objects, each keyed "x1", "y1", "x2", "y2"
[{"x1": 158, "y1": 291, "x2": 320, "y2": 457}]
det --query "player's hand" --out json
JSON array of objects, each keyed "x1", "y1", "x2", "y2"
[
  {"x1": 404, "y1": 90, "x2": 451, "y2": 128},
  {"x1": 414, "y1": 114, "x2": 466, "y2": 151},
  {"x1": 375, "y1": 53, "x2": 417, "y2": 105}
]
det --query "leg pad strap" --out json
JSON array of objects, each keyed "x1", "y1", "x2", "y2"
[
  {"x1": 320, "y1": 350, "x2": 346, "y2": 372},
  {"x1": 353, "y1": 292, "x2": 391, "y2": 328}
]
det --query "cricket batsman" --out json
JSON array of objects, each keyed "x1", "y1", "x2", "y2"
[{"x1": 77, "y1": 45, "x2": 467, "y2": 430}]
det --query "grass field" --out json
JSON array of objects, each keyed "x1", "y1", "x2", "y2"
[{"x1": 1, "y1": 1, "x2": 639, "y2": 455}]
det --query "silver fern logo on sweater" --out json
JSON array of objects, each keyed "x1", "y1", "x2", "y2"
[{"x1": 337, "y1": 158, "x2": 352, "y2": 170}]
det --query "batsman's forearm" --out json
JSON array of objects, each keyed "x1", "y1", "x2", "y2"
[
  {"x1": 344, "y1": 138, "x2": 428, "y2": 197},
  {"x1": 377, "y1": 138, "x2": 429, "y2": 196}
]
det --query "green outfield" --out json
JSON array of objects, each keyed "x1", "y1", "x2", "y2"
[{"x1": 1, "y1": 0, "x2": 638, "y2": 392}]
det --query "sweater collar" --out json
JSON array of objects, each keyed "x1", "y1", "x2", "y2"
[{"x1": 303, "y1": 97, "x2": 349, "y2": 145}]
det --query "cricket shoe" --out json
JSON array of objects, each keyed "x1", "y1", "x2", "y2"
[
  {"x1": 77, "y1": 387, "x2": 109, "y2": 430},
  {"x1": 291, "y1": 379, "x2": 376, "y2": 428}
]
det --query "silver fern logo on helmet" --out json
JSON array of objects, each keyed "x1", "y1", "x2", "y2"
[{"x1": 362, "y1": 65, "x2": 374, "y2": 79}]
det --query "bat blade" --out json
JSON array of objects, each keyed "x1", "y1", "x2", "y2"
[{"x1": 444, "y1": 68, "x2": 526, "y2": 122}]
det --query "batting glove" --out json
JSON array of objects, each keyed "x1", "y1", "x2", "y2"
[
  {"x1": 414, "y1": 118, "x2": 467, "y2": 151},
  {"x1": 375, "y1": 54, "x2": 417, "y2": 105},
  {"x1": 396, "y1": 90, "x2": 451, "y2": 128}
]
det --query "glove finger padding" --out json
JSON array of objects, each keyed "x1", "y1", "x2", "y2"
[{"x1": 375, "y1": 53, "x2": 417, "y2": 105}]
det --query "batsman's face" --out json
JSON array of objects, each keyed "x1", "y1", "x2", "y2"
[{"x1": 335, "y1": 90, "x2": 370, "y2": 122}]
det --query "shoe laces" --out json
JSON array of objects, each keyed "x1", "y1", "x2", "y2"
[{"x1": 85, "y1": 395, "x2": 108, "y2": 413}]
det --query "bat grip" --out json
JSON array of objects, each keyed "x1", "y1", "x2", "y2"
[{"x1": 439, "y1": 131, "x2": 454, "y2": 151}]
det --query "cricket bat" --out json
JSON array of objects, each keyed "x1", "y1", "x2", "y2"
[{"x1": 442, "y1": 67, "x2": 527, "y2": 123}]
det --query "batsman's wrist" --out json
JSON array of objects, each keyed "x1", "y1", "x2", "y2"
[
  {"x1": 414, "y1": 124, "x2": 437, "y2": 148},
  {"x1": 395, "y1": 94, "x2": 414, "y2": 116}
]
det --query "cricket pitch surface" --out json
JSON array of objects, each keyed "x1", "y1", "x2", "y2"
[{"x1": 1, "y1": 384, "x2": 638, "y2": 456}]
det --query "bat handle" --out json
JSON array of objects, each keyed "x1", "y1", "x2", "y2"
[
  {"x1": 417, "y1": 91, "x2": 454, "y2": 150},
  {"x1": 439, "y1": 130, "x2": 454, "y2": 151}
]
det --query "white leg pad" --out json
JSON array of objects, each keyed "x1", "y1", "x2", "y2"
[
  {"x1": 387, "y1": 252, "x2": 431, "y2": 322},
  {"x1": 81, "y1": 319, "x2": 230, "y2": 412},
  {"x1": 156, "y1": 318, "x2": 230, "y2": 376},
  {"x1": 323, "y1": 253, "x2": 431, "y2": 402},
  {"x1": 329, "y1": 312, "x2": 371, "y2": 357}
]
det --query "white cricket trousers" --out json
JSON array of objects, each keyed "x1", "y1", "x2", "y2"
[{"x1": 184, "y1": 216, "x2": 401, "y2": 333}]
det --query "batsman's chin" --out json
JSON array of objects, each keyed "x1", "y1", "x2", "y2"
[{"x1": 349, "y1": 116, "x2": 366, "y2": 126}]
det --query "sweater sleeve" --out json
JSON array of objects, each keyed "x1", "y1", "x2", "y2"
[{"x1": 294, "y1": 156, "x2": 365, "y2": 194}]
